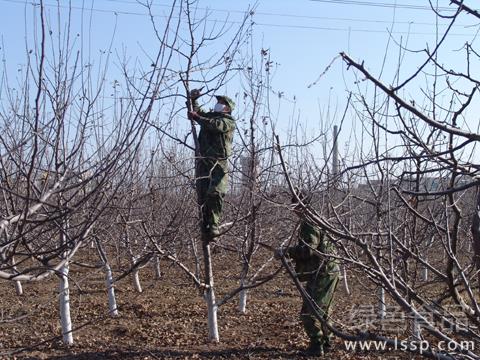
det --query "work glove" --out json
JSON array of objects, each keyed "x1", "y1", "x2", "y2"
[{"x1": 188, "y1": 111, "x2": 199, "y2": 121}]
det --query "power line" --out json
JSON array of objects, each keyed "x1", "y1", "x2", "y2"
[
  {"x1": 309, "y1": 0, "x2": 458, "y2": 12},
  {"x1": 252, "y1": 22, "x2": 469, "y2": 36},
  {"x1": 0, "y1": 0, "x2": 473, "y2": 36},
  {"x1": 78, "y1": 0, "x2": 466, "y2": 26},
  {"x1": 1, "y1": 0, "x2": 465, "y2": 27}
]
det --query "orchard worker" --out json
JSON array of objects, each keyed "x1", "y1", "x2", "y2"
[
  {"x1": 187, "y1": 89, "x2": 236, "y2": 241},
  {"x1": 277, "y1": 190, "x2": 340, "y2": 356}
]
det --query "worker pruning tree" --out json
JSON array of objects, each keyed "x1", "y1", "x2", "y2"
[
  {"x1": 272, "y1": 1, "x2": 480, "y2": 358},
  {"x1": 169, "y1": 0, "x2": 251, "y2": 342}
]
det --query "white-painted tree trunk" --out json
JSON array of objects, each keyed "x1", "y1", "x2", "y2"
[
  {"x1": 12, "y1": 257, "x2": 23, "y2": 295},
  {"x1": 206, "y1": 288, "x2": 219, "y2": 341},
  {"x1": 105, "y1": 264, "x2": 118, "y2": 316},
  {"x1": 412, "y1": 316, "x2": 422, "y2": 340},
  {"x1": 342, "y1": 266, "x2": 350, "y2": 295},
  {"x1": 377, "y1": 286, "x2": 386, "y2": 320},
  {"x1": 132, "y1": 268, "x2": 142, "y2": 293},
  {"x1": 202, "y1": 241, "x2": 219, "y2": 342},
  {"x1": 153, "y1": 254, "x2": 161, "y2": 279},
  {"x1": 421, "y1": 266, "x2": 428, "y2": 281},
  {"x1": 14, "y1": 280, "x2": 23, "y2": 296},
  {"x1": 59, "y1": 263, "x2": 73, "y2": 345},
  {"x1": 238, "y1": 289, "x2": 247, "y2": 314}
]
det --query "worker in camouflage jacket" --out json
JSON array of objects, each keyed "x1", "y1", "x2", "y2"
[
  {"x1": 187, "y1": 89, "x2": 236, "y2": 240},
  {"x1": 280, "y1": 191, "x2": 340, "y2": 356}
]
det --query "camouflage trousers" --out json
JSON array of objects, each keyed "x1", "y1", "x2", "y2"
[
  {"x1": 196, "y1": 158, "x2": 228, "y2": 233},
  {"x1": 301, "y1": 261, "x2": 340, "y2": 346}
]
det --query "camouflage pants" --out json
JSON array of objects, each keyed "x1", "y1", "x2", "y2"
[
  {"x1": 196, "y1": 158, "x2": 228, "y2": 232},
  {"x1": 300, "y1": 261, "x2": 340, "y2": 346}
]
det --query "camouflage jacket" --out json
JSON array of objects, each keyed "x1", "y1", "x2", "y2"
[
  {"x1": 192, "y1": 99, "x2": 236, "y2": 159},
  {"x1": 287, "y1": 220, "x2": 336, "y2": 281}
]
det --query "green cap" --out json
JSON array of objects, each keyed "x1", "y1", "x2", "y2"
[{"x1": 215, "y1": 95, "x2": 235, "y2": 112}]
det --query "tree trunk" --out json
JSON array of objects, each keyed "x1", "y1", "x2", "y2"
[
  {"x1": 377, "y1": 286, "x2": 386, "y2": 320},
  {"x1": 59, "y1": 263, "x2": 73, "y2": 345},
  {"x1": 12, "y1": 257, "x2": 23, "y2": 295},
  {"x1": 202, "y1": 237, "x2": 219, "y2": 342},
  {"x1": 342, "y1": 266, "x2": 350, "y2": 296},
  {"x1": 238, "y1": 288, "x2": 248, "y2": 314},
  {"x1": 132, "y1": 268, "x2": 142, "y2": 293},
  {"x1": 472, "y1": 189, "x2": 480, "y2": 286},
  {"x1": 206, "y1": 289, "x2": 219, "y2": 342},
  {"x1": 153, "y1": 254, "x2": 162, "y2": 279},
  {"x1": 411, "y1": 315, "x2": 422, "y2": 340},
  {"x1": 421, "y1": 266, "x2": 428, "y2": 282},
  {"x1": 105, "y1": 264, "x2": 118, "y2": 316},
  {"x1": 14, "y1": 280, "x2": 23, "y2": 296}
]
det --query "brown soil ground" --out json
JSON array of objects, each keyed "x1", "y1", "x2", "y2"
[{"x1": 0, "y1": 246, "x2": 418, "y2": 360}]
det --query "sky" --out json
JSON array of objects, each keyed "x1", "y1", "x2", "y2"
[{"x1": 0, "y1": 0, "x2": 479, "y2": 161}]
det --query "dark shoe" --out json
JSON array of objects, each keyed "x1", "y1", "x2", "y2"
[
  {"x1": 322, "y1": 336, "x2": 332, "y2": 351},
  {"x1": 323, "y1": 341, "x2": 332, "y2": 352},
  {"x1": 304, "y1": 341, "x2": 324, "y2": 356}
]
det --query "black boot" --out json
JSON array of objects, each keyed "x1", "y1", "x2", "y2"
[{"x1": 304, "y1": 341, "x2": 324, "y2": 356}]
